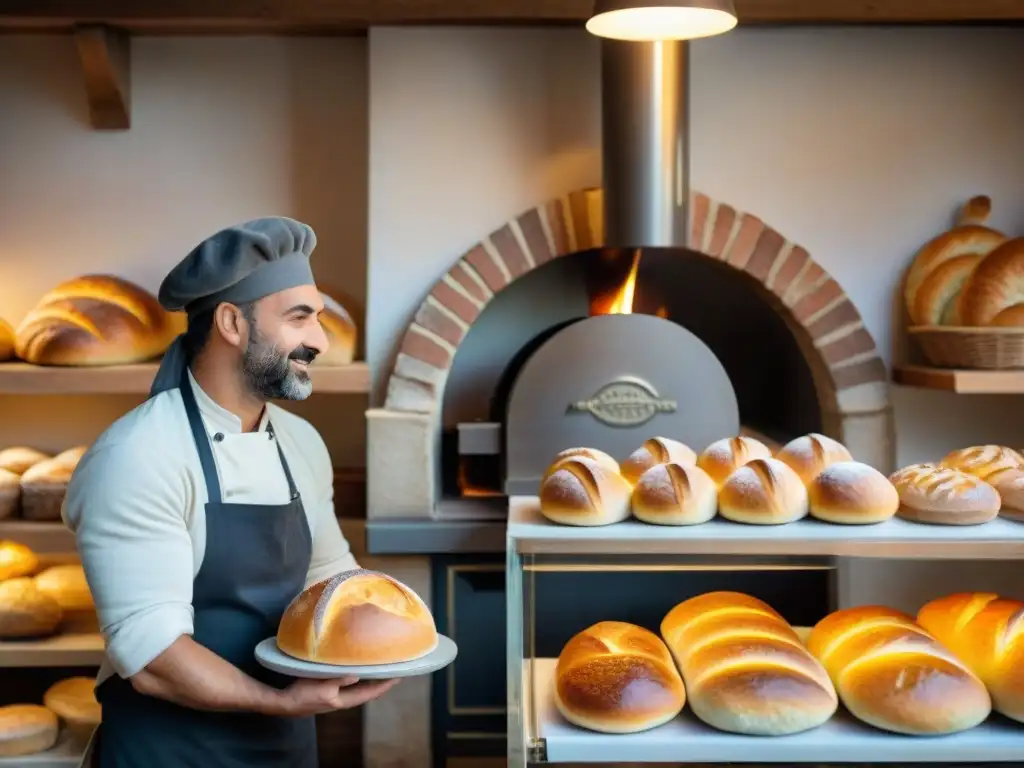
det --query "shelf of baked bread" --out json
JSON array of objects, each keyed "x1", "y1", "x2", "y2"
[
  {"x1": 0, "y1": 730, "x2": 84, "y2": 768},
  {"x1": 509, "y1": 497, "x2": 1024, "y2": 558},
  {"x1": 0, "y1": 361, "x2": 370, "y2": 395},
  {"x1": 893, "y1": 365, "x2": 1024, "y2": 394},
  {"x1": 525, "y1": 658, "x2": 1024, "y2": 763}
]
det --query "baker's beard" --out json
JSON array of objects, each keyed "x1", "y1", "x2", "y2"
[{"x1": 241, "y1": 329, "x2": 316, "y2": 401}]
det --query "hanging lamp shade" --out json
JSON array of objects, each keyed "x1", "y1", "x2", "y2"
[{"x1": 586, "y1": 0, "x2": 738, "y2": 41}]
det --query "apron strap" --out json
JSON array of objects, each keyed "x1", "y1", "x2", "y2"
[
  {"x1": 179, "y1": 365, "x2": 223, "y2": 504},
  {"x1": 267, "y1": 423, "x2": 300, "y2": 501}
]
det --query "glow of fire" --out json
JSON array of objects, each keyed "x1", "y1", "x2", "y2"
[{"x1": 607, "y1": 250, "x2": 642, "y2": 315}]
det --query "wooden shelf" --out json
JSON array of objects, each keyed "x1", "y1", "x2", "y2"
[
  {"x1": 0, "y1": 362, "x2": 370, "y2": 395},
  {"x1": 0, "y1": 522, "x2": 77, "y2": 554},
  {"x1": 0, "y1": 631, "x2": 104, "y2": 668},
  {"x1": 893, "y1": 365, "x2": 1024, "y2": 394}
]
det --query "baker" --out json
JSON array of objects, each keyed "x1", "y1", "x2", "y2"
[{"x1": 64, "y1": 217, "x2": 396, "y2": 767}]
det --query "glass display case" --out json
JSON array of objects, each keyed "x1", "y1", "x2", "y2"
[{"x1": 505, "y1": 495, "x2": 1024, "y2": 767}]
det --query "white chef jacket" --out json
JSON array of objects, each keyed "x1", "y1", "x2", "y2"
[{"x1": 63, "y1": 370, "x2": 359, "y2": 686}]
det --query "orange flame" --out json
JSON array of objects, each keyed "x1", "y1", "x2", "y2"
[{"x1": 606, "y1": 250, "x2": 641, "y2": 315}]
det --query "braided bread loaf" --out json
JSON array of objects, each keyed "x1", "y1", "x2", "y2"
[
  {"x1": 807, "y1": 606, "x2": 990, "y2": 734},
  {"x1": 15, "y1": 275, "x2": 183, "y2": 366},
  {"x1": 554, "y1": 621, "x2": 685, "y2": 733},
  {"x1": 917, "y1": 592, "x2": 1024, "y2": 723},
  {"x1": 660, "y1": 592, "x2": 837, "y2": 735}
]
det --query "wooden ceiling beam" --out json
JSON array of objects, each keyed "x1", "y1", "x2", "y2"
[{"x1": 73, "y1": 24, "x2": 131, "y2": 130}]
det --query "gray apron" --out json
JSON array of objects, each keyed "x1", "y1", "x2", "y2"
[{"x1": 90, "y1": 365, "x2": 317, "y2": 767}]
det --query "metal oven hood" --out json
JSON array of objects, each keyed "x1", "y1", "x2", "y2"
[{"x1": 600, "y1": 38, "x2": 690, "y2": 248}]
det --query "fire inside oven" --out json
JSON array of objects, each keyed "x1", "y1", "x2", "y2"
[{"x1": 441, "y1": 247, "x2": 822, "y2": 504}]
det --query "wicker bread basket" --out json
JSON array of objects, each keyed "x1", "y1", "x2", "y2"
[{"x1": 909, "y1": 326, "x2": 1024, "y2": 369}]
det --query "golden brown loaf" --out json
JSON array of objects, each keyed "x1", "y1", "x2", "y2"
[
  {"x1": 774, "y1": 433, "x2": 852, "y2": 485},
  {"x1": 0, "y1": 447, "x2": 51, "y2": 476},
  {"x1": 956, "y1": 237, "x2": 1024, "y2": 327},
  {"x1": 903, "y1": 196, "x2": 1008, "y2": 326},
  {"x1": 541, "y1": 447, "x2": 620, "y2": 484},
  {"x1": 806, "y1": 605, "x2": 990, "y2": 734},
  {"x1": 539, "y1": 457, "x2": 632, "y2": 526},
  {"x1": 619, "y1": 437, "x2": 696, "y2": 485},
  {"x1": 0, "y1": 705, "x2": 59, "y2": 757},
  {"x1": 316, "y1": 292, "x2": 357, "y2": 365},
  {"x1": 43, "y1": 677, "x2": 101, "y2": 729},
  {"x1": 990, "y1": 303, "x2": 1024, "y2": 327},
  {"x1": 940, "y1": 444, "x2": 1024, "y2": 479},
  {"x1": 52, "y1": 446, "x2": 87, "y2": 470},
  {"x1": 34, "y1": 565, "x2": 94, "y2": 612},
  {"x1": 660, "y1": 592, "x2": 837, "y2": 735},
  {"x1": 696, "y1": 436, "x2": 773, "y2": 488},
  {"x1": 0, "y1": 578, "x2": 63, "y2": 638},
  {"x1": 717, "y1": 458, "x2": 808, "y2": 525},
  {"x1": 988, "y1": 469, "x2": 1024, "y2": 521},
  {"x1": 277, "y1": 569, "x2": 437, "y2": 666},
  {"x1": 630, "y1": 461, "x2": 717, "y2": 526},
  {"x1": 14, "y1": 275, "x2": 181, "y2": 366},
  {"x1": 807, "y1": 461, "x2": 899, "y2": 525},
  {"x1": 554, "y1": 621, "x2": 685, "y2": 734},
  {"x1": 0, "y1": 318, "x2": 13, "y2": 362},
  {"x1": 888, "y1": 463, "x2": 1000, "y2": 525},
  {"x1": 917, "y1": 592, "x2": 1024, "y2": 723},
  {"x1": 19, "y1": 456, "x2": 77, "y2": 521},
  {"x1": 0, "y1": 470, "x2": 18, "y2": 521},
  {"x1": 0, "y1": 541, "x2": 39, "y2": 581}
]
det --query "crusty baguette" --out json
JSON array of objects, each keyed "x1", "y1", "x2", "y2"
[
  {"x1": 660, "y1": 592, "x2": 837, "y2": 735},
  {"x1": 554, "y1": 621, "x2": 685, "y2": 733},
  {"x1": 807, "y1": 606, "x2": 990, "y2": 734},
  {"x1": 917, "y1": 592, "x2": 1024, "y2": 723},
  {"x1": 620, "y1": 437, "x2": 696, "y2": 486}
]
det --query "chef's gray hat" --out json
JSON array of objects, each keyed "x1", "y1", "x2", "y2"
[{"x1": 150, "y1": 216, "x2": 318, "y2": 397}]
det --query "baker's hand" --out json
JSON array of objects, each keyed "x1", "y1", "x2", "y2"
[{"x1": 276, "y1": 677, "x2": 399, "y2": 717}]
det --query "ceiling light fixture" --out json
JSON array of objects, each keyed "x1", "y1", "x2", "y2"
[{"x1": 586, "y1": 0, "x2": 738, "y2": 41}]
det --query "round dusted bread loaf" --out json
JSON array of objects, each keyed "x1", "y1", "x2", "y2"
[
  {"x1": 775, "y1": 433, "x2": 853, "y2": 485},
  {"x1": 554, "y1": 621, "x2": 685, "y2": 734},
  {"x1": 718, "y1": 457, "x2": 808, "y2": 525},
  {"x1": 0, "y1": 705, "x2": 58, "y2": 758},
  {"x1": 940, "y1": 445, "x2": 1024, "y2": 480},
  {"x1": 277, "y1": 569, "x2": 437, "y2": 666},
  {"x1": 956, "y1": 237, "x2": 1024, "y2": 326},
  {"x1": 889, "y1": 463, "x2": 1000, "y2": 525},
  {"x1": 539, "y1": 456, "x2": 632, "y2": 527},
  {"x1": 541, "y1": 447, "x2": 620, "y2": 485},
  {"x1": 0, "y1": 578, "x2": 62, "y2": 638},
  {"x1": 696, "y1": 436, "x2": 772, "y2": 488},
  {"x1": 631, "y1": 461, "x2": 717, "y2": 526},
  {"x1": 808, "y1": 461, "x2": 899, "y2": 525},
  {"x1": 619, "y1": 437, "x2": 696, "y2": 485}
]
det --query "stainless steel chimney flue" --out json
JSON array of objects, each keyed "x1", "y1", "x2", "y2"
[{"x1": 600, "y1": 38, "x2": 690, "y2": 249}]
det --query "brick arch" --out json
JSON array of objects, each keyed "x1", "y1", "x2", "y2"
[{"x1": 383, "y1": 188, "x2": 891, "y2": 468}]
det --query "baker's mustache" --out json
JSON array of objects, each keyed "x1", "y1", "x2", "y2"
[{"x1": 288, "y1": 346, "x2": 319, "y2": 364}]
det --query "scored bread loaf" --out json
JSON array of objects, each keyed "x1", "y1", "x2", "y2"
[
  {"x1": 717, "y1": 458, "x2": 808, "y2": 525},
  {"x1": 660, "y1": 592, "x2": 837, "y2": 735},
  {"x1": 277, "y1": 568, "x2": 437, "y2": 666},
  {"x1": 541, "y1": 447, "x2": 620, "y2": 485},
  {"x1": 554, "y1": 621, "x2": 685, "y2": 734},
  {"x1": 806, "y1": 606, "x2": 990, "y2": 734},
  {"x1": 888, "y1": 463, "x2": 1000, "y2": 525},
  {"x1": 940, "y1": 444, "x2": 1024, "y2": 479},
  {"x1": 696, "y1": 436, "x2": 773, "y2": 488},
  {"x1": 631, "y1": 461, "x2": 717, "y2": 526},
  {"x1": 0, "y1": 541, "x2": 39, "y2": 581},
  {"x1": 0, "y1": 705, "x2": 59, "y2": 758},
  {"x1": 316, "y1": 292, "x2": 357, "y2": 365},
  {"x1": 807, "y1": 461, "x2": 899, "y2": 525},
  {"x1": 620, "y1": 437, "x2": 696, "y2": 485},
  {"x1": 34, "y1": 565, "x2": 94, "y2": 612},
  {"x1": 0, "y1": 319, "x2": 13, "y2": 362},
  {"x1": 0, "y1": 447, "x2": 51, "y2": 476},
  {"x1": 0, "y1": 470, "x2": 18, "y2": 521},
  {"x1": 917, "y1": 592, "x2": 1024, "y2": 723},
  {"x1": 0, "y1": 578, "x2": 62, "y2": 638},
  {"x1": 539, "y1": 457, "x2": 632, "y2": 526},
  {"x1": 774, "y1": 433, "x2": 852, "y2": 485},
  {"x1": 956, "y1": 238, "x2": 1024, "y2": 327},
  {"x1": 15, "y1": 275, "x2": 182, "y2": 366}
]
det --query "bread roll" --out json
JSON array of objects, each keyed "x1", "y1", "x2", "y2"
[
  {"x1": 316, "y1": 292, "x2": 357, "y2": 365},
  {"x1": 631, "y1": 461, "x2": 717, "y2": 526},
  {"x1": 717, "y1": 458, "x2": 808, "y2": 525},
  {"x1": 0, "y1": 578, "x2": 62, "y2": 638},
  {"x1": 918, "y1": 592, "x2": 1024, "y2": 723},
  {"x1": 0, "y1": 705, "x2": 59, "y2": 757},
  {"x1": 541, "y1": 447, "x2": 620, "y2": 484},
  {"x1": 0, "y1": 318, "x2": 13, "y2": 362},
  {"x1": 0, "y1": 447, "x2": 51, "y2": 476},
  {"x1": 774, "y1": 433, "x2": 852, "y2": 485},
  {"x1": 806, "y1": 606, "x2": 990, "y2": 734},
  {"x1": 539, "y1": 457, "x2": 632, "y2": 526},
  {"x1": 44, "y1": 677, "x2": 101, "y2": 734},
  {"x1": 0, "y1": 541, "x2": 39, "y2": 581},
  {"x1": 696, "y1": 436, "x2": 772, "y2": 488},
  {"x1": 554, "y1": 621, "x2": 685, "y2": 734},
  {"x1": 0, "y1": 470, "x2": 18, "y2": 521},
  {"x1": 888, "y1": 463, "x2": 1000, "y2": 525},
  {"x1": 19, "y1": 458, "x2": 75, "y2": 522},
  {"x1": 277, "y1": 568, "x2": 437, "y2": 666},
  {"x1": 807, "y1": 461, "x2": 899, "y2": 525},
  {"x1": 15, "y1": 275, "x2": 181, "y2": 366},
  {"x1": 987, "y1": 469, "x2": 1024, "y2": 521},
  {"x1": 903, "y1": 196, "x2": 1007, "y2": 325},
  {"x1": 956, "y1": 238, "x2": 1024, "y2": 326},
  {"x1": 660, "y1": 592, "x2": 837, "y2": 735},
  {"x1": 940, "y1": 444, "x2": 1024, "y2": 479},
  {"x1": 34, "y1": 565, "x2": 94, "y2": 612},
  {"x1": 620, "y1": 437, "x2": 696, "y2": 485},
  {"x1": 52, "y1": 446, "x2": 87, "y2": 470}
]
